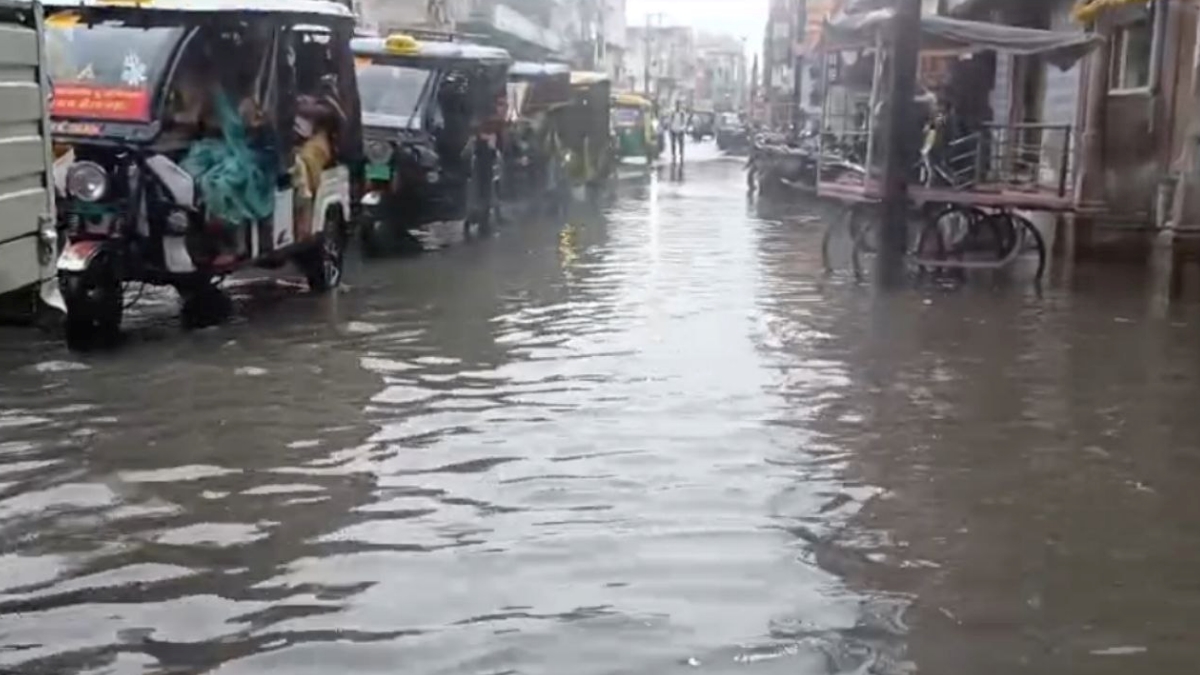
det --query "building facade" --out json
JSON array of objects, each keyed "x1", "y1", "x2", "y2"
[
  {"x1": 601, "y1": 0, "x2": 627, "y2": 82},
  {"x1": 947, "y1": 0, "x2": 1199, "y2": 241},
  {"x1": 626, "y1": 24, "x2": 696, "y2": 105},
  {"x1": 761, "y1": 0, "x2": 799, "y2": 126},
  {"x1": 695, "y1": 33, "x2": 747, "y2": 113}
]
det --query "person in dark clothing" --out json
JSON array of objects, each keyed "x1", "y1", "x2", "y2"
[{"x1": 668, "y1": 101, "x2": 690, "y2": 164}]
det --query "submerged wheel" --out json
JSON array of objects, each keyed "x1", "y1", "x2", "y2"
[
  {"x1": 59, "y1": 258, "x2": 122, "y2": 351},
  {"x1": 849, "y1": 212, "x2": 880, "y2": 281},
  {"x1": 301, "y1": 210, "x2": 347, "y2": 293},
  {"x1": 179, "y1": 282, "x2": 232, "y2": 330},
  {"x1": 359, "y1": 219, "x2": 386, "y2": 258},
  {"x1": 915, "y1": 206, "x2": 970, "y2": 276},
  {"x1": 1011, "y1": 213, "x2": 1048, "y2": 282}
]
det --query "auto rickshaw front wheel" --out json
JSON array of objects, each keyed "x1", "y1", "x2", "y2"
[
  {"x1": 299, "y1": 209, "x2": 347, "y2": 294},
  {"x1": 59, "y1": 256, "x2": 122, "y2": 351}
]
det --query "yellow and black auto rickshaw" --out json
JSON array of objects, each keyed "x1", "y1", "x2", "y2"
[{"x1": 353, "y1": 33, "x2": 511, "y2": 254}]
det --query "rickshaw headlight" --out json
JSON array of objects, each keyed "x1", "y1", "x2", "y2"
[
  {"x1": 365, "y1": 140, "x2": 393, "y2": 165},
  {"x1": 66, "y1": 162, "x2": 109, "y2": 203}
]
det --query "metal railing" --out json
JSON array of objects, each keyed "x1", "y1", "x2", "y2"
[
  {"x1": 981, "y1": 123, "x2": 1075, "y2": 197},
  {"x1": 818, "y1": 122, "x2": 1076, "y2": 198},
  {"x1": 924, "y1": 123, "x2": 1075, "y2": 196}
]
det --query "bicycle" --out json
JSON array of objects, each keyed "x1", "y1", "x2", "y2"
[{"x1": 822, "y1": 202, "x2": 1047, "y2": 283}]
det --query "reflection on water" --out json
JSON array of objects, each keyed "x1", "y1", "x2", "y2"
[{"x1": 1, "y1": 156, "x2": 1198, "y2": 674}]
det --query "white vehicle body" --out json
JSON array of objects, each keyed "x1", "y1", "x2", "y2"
[{"x1": 0, "y1": 0, "x2": 59, "y2": 318}]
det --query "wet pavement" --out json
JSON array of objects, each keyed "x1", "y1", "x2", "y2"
[{"x1": 2, "y1": 142, "x2": 1200, "y2": 674}]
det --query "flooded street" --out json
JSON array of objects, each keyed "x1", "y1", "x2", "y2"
[{"x1": 3, "y1": 147, "x2": 1200, "y2": 674}]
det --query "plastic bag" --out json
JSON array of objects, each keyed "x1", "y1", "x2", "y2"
[{"x1": 181, "y1": 91, "x2": 274, "y2": 228}]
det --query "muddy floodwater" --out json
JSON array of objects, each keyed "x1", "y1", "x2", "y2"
[{"x1": 3, "y1": 149, "x2": 1200, "y2": 674}]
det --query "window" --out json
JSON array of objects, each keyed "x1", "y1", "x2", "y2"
[
  {"x1": 1109, "y1": 10, "x2": 1153, "y2": 92},
  {"x1": 357, "y1": 64, "x2": 431, "y2": 128}
]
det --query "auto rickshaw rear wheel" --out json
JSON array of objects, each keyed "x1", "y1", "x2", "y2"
[
  {"x1": 300, "y1": 209, "x2": 346, "y2": 293},
  {"x1": 59, "y1": 256, "x2": 122, "y2": 351}
]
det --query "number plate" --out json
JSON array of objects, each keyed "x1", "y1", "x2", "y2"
[{"x1": 366, "y1": 163, "x2": 393, "y2": 181}]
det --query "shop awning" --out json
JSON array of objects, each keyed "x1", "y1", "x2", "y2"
[{"x1": 822, "y1": 12, "x2": 1105, "y2": 69}]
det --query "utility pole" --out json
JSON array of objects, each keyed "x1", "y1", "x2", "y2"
[
  {"x1": 642, "y1": 13, "x2": 664, "y2": 98},
  {"x1": 749, "y1": 53, "x2": 758, "y2": 114},
  {"x1": 426, "y1": 0, "x2": 449, "y2": 30},
  {"x1": 791, "y1": 0, "x2": 805, "y2": 131},
  {"x1": 643, "y1": 14, "x2": 652, "y2": 96},
  {"x1": 878, "y1": 0, "x2": 921, "y2": 287},
  {"x1": 594, "y1": 0, "x2": 604, "y2": 73}
]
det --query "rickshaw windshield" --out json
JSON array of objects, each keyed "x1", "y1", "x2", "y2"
[
  {"x1": 357, "y1": 63, "x2": 430, "y2": 129},
  {"x1": 613, "y1": 107, "x2": 641, "y2": 127},
  {"x1": 46, "y1": 19, "x2": 183, "y2": 122}
]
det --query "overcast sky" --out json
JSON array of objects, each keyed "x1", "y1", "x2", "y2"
[{"x1": 625, "y1": 0, "x2": 768, "y2": 57}]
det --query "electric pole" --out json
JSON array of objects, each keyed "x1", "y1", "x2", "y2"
[
  {"x1": 878, "y1": 0, "x2": 921, "y2": 287},
  {"x1": 642, "y1": 13, "x2": 666, "y2": 98},
  {"x1": 791, "y1": 0, "x2": 805, "y2": 131}
]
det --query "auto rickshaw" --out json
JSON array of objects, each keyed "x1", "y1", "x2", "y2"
[
  {"x1": 691, "y1": 110, "x2": 717, "y2": 141},
  {"x1": 612, "y1": 93, "x2": 661, "y2": 163},
  {"x1": 505, "y1": 61, "x2": 571, "y2": 200},
  {"x1": 562, "y1": 71, "x2": 613, "y2": 188},
  {"x1": 352, "y1": 34, "x2": 511, "y2": 255},
  {"x1": 44, "y1": 0, "x2": 362, "y2": 350}
]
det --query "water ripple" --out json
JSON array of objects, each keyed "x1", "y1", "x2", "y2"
[{"x1": 5, "y1": 158, "x2": 1191, "y2": 673}]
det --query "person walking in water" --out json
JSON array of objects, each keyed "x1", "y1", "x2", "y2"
[{"x1": 668, "y1": 101, "x2": 690, "y2": 164}]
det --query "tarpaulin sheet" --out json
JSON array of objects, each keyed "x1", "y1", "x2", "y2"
[{"x1": 822, "y1": 12, "x2": 1105, "y2": 70}]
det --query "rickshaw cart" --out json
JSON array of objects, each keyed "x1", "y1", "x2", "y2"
[
  {"x1": 815, "y1": 12, "x2": 1104, "y2": 280},
  {"x1": 505, "y1": 61, "x2": 571, "y2": 200},
  {"x1": 46, "y1": 0, "x2": 362, "y2": 349},
  {"x1": 353, "y1": 34, "x2": 511, "y2": 255}
]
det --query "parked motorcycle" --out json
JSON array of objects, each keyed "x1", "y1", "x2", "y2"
[{"x1": 746, "y1": 130, "x2": 865, "y2": 197}]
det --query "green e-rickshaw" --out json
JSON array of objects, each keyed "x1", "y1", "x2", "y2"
[{"x1": 612, "y1": 92, "x2": 661, "y2": 163}]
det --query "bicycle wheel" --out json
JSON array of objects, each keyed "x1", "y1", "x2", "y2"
[
  {"x1": 848, "y1": 207, "x2": 879, "y2": 280},
  {"x1": 822, "y1": 205, "x2": 859, "y2": 274},
  {"x1": 852, "y1": 207, "x2": 932, "y2": 280},
  {"x1": 914, "y1": 209, "x2": 951, "y2": 276},
  {"x1": 916, "y1": 205, "x2": 972, "y2": 274},
  {"x1": 973, "y1": 211, "x2": 1018, "y2": 261},
  {"x1": 1011, "y1": 213, "x2": 1048, "y2": 282}
]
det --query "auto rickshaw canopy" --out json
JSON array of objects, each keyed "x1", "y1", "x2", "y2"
[
  {"x1": 43, "y1": 0, "x2": 353, "y2": 18},
  {"x1": 352, "y1": 34, "x2": 512, "y2": 68},
  {"x1": 508, "y1": 61, "x2": 571, "y2": 117},
  {"x1": 509, "y1": 61, "x2": 571, "y2": 80},
  {"x1": 570, "y1": 71, "x2": 609, "y2": 87},
  {"x1": 613, "y1": 92, "x2": 653, "y2": 109}
]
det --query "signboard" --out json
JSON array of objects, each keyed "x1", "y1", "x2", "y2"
[
  {"x1": 918, "y1": 52, "x2": 956, "y2": 90},
  {"x1": 52, "y1": 84, "x2": 151, "y2": 122}
]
